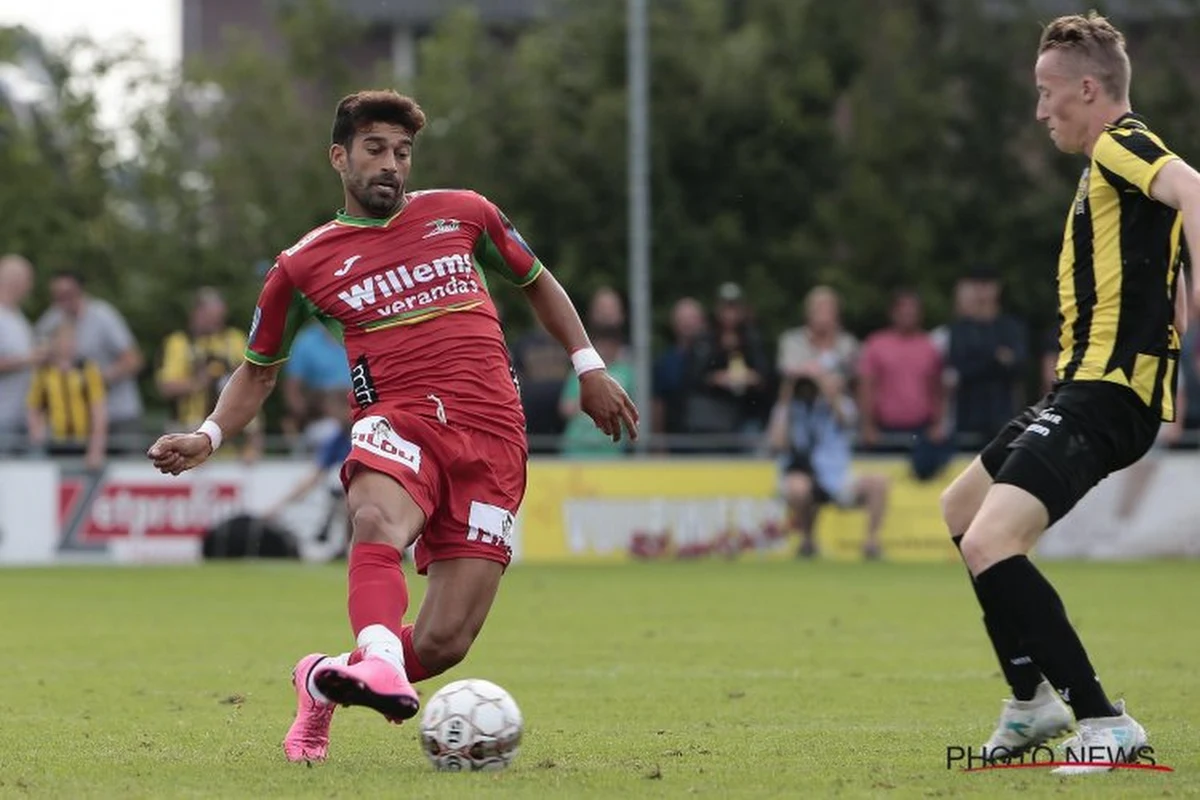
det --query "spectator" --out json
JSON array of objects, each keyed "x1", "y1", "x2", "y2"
[
  {"x1": 156, "y1": 287, "x2": 262, "y2": 460},
  {"x1": 858, "y1": 290, "x2": 951, "y2": 480},
  {"x1": 511, "y1": 324, "x2": 571, "y2": 454},
  {"x1": 946, "y1": 270, "x2": 1028, "y2": 445},
  {"x1": 588, "y1": 286, "x2": 626, "y2": 330},
  {"x1": 27, "y1": 321, "x2": 107, "y2": 469},
  {"x1": 283, "y1": 322, "x2": 351, "y2": 450},
  {"x1": 767, "y1": 366, "x2": 890, "y2": 560},
  {"x1": 652, "y1": 297, "x2": 706, "y2": 447},
  {"x1": 684, "y1": 282, "x2": 771, "y2": 451},
  {"x1": 777, "y1": 286, "x2": 859, "y2": 393},
  {"x1": 559, "y1": 325, "x2": 635, "y2": 458},
  {"x1": 35, "y1": 271, "x2": 143, "y2": 451},
  {"x1": 1180, "y1": 304, "x2": 1200, "y2": 433},
  {"x1": 0, "y1": 255, "x2": 39, "y2": 452},
  {"x1": 1039, "y1": 326, "x2": 1060, "y2": 397},
  {"x1": 264, "y1": 391, "x2": 353, "y2": 558}
]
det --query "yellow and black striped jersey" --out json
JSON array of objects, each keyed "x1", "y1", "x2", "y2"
[
  {"x1": 1055, "y1": 112, "x2": 1186, "y2": 421},
  {"x1": 28, "y1": 359, "x2": 105, "y2": 441}
]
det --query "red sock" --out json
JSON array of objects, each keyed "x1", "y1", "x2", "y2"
[
  {"x1": 347, "y1": 542, "x2": 408, "y2": 637},
  {"x1": 400, "y1": 624, "x2": 434, "y2": 682}
]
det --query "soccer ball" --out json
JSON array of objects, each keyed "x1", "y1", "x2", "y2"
[{"x1": 418, "y1": 678, "x2": 523, "y2": 771}]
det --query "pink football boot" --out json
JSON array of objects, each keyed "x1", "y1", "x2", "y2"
[
  {"x1": 314, "y1": 652, "x2": 420, "y2": 723},
  {"x1": 283, "y1": 653, "x2": 336, "y2": 762}
]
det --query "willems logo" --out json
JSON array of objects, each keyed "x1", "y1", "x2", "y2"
[{"x1": 945, "y1": 745, "x2": 1173, "y2": 773}]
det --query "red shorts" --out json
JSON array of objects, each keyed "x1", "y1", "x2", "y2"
[{"x1": 339, "y1": 409, "x2": 527, "y2": 574}]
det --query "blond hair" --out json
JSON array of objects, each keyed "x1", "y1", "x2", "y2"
[{"x1": 1038, "y1": 11, "x2": 1130, "y2": 101}]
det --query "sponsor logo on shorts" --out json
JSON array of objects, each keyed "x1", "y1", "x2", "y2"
[
  {"x1": 467, "y1": 500, "x2": 515, "y2": 554},
  {"x1": 1027, "y1": 407, "x2": 1063, "y2": 438},
  {"x1": 350, "y1": 416, "x2": 421, "y2": 473}
]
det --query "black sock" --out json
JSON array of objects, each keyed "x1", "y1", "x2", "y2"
[
  {"x1": 974, "y1": 555, "x2": 1118, "y2": 720},
  {"x1": 952, "y1": 536, "x2": 1043, "y2": 701}
]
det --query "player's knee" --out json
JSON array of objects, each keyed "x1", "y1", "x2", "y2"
[
  {"x1": 350, "y1": 503, "x2": 400, "y2": 547},
  {"x1": 940, "y1": 483, "x2": 975, "y2": 538},
  {"x1": 415, "y1": 625, "x2": 475, "y2": 673},
  {"x1": 957, "y1": 530, "x2": 999, "y2": 576},
  {"x1": 958, "y1": 515, "x2": 1028, "y2": 576}
]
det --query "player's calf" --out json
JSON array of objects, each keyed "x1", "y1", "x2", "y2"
[{"x1": 412, "y1": 624, "x2": 476, "y2": 675}]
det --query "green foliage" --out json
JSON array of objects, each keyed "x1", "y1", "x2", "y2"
[{"x1": 4, "y1": 0, "x2": 1200, "y2": 414}]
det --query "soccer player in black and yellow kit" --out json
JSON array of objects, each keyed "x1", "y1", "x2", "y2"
[{"x1": 940, "y1": 13, "x2": 1200, "y2": 772}]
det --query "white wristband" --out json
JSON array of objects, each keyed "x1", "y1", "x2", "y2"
[
  {"x1": 196, "y1": 419, "x2": 223, "y2": 452},
  {"x1": 571, "y1": 347, "x2": 606, "y2": 377}
]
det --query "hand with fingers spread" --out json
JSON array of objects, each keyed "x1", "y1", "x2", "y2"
[
  {"x1": 579, "y1": 370, "x2": 640, "y2": 443},
  {"x1": 147, "y1": 432, "x2": 214, "y2": 476}
]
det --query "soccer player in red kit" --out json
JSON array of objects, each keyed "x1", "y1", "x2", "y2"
[{"x1": 147, "y1": 90, "x2": 639, "y2": 762}]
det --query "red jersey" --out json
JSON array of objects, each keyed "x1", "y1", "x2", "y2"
[{"x1": 245, "y1": 190, "x2": 543, "y2": 447}]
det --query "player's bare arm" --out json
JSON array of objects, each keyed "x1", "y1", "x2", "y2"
[
  {"x1": 147, "y1": 360, "x2": 281, "y2": 474},
  {"x1": 1148, "y1": 159, "x2": 1200, "y2": 313},
  {"x1": 521, "y1": 269, "x2": 639, "y2": 442}
]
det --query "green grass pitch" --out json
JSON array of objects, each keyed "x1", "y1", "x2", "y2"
[{"x1": 0, "y1": 560, "x2": 1196, "y2": 798}]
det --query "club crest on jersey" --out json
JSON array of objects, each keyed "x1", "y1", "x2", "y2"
[{"x1": 423, "y1": 218, "x2": 461, "y2": 239}]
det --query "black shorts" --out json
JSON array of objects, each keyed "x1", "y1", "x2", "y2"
[
  {"x1": 782, "y1": 452, "x2": 835, "y2": 505},
  {"x1": 980, "y1": 381, "x2": 1160, "y2": 524}
]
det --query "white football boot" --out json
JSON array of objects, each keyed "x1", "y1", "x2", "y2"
[
  {"x1": 1052, "y1": 700, "x2": 1147, "y2": 774},
  {"x1": 981, "y1": 680, "x2": 1073, "y2": 761}
]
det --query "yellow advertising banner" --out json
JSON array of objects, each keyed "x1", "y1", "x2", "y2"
[{"x1": 517, "y1": 457, "x2": 968, "y2": 563}]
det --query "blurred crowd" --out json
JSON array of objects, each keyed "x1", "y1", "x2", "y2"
[{"x1": 4, "y1": 251, "x2": 1200, "y2": 474}]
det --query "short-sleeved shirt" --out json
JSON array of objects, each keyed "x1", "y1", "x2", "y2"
[
  {"x1": 37, "y1": 299, "x2": 142, "y2": 422},
  {"x1": 777, "y1": 396, "x2": 855, "y2": 500},
  {"x1": 0, "y1": 306, "x2": 34, "y2": 434},
  {"x1": 776, "y1": 327, "x2": 859, "y2": 384},
  {"x1": 28, "y1": 359, "x2": 106, "y2": 442},
  {"x1": 284, "y1": 324, "x2": 351, "y2": 391},
  {"x1": 858, "y1": 329, "x2": 942, "y2": 429},
  {"x1": 157, "y1": 327, "x2": 247, "y2": 427},
  {"x1": 559, "y1": 361, "x2": 635, "y2": 457},
  {"x1": 245, "y1": 190, "x2": 543, "y2": 447},
  {"x1": 1055, "y1": 112, "x2": 1184, "y2": 421}
]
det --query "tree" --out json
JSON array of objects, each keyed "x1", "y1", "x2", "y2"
[{"x1": 7, "y1": 0, "x2": 1200, "y2": 424}]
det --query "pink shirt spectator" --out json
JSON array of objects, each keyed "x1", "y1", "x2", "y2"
[{"x1": 859, "y1": 330, "x2": 942, "y2": 429}]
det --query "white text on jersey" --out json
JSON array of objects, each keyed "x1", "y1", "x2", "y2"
[{"x1": 337, "y1": 251, "x2": 479, "y2": 313}]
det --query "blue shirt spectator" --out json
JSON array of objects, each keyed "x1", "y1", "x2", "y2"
[
  {"x1": 286, "y1": 324, "x2": 351, "y2": 391},
  {"x1": 315, "y1": 423, "x2": 353, "y2": 471},
  {"x1": 775, "y1": 393, "x2": 855, "y2": 502},
  {"x1": 283, "y1": 324, "x2": 351, "y2": 448},
  {"x1": 653, "y1": 297, "x2": 706, "y2": 447}
]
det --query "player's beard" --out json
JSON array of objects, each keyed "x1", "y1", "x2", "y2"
[{"x1": 350, "y1": 171, "x2": 404, "y2": 218}]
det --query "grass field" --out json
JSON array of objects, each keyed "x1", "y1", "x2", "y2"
[{"x1": 1, "y1": 559, "x2": 1197, "y2": 798}]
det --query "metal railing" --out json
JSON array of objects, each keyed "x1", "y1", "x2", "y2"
[{"x1": 0, "y1": 428, "x2": 1076, "y2": 460}]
